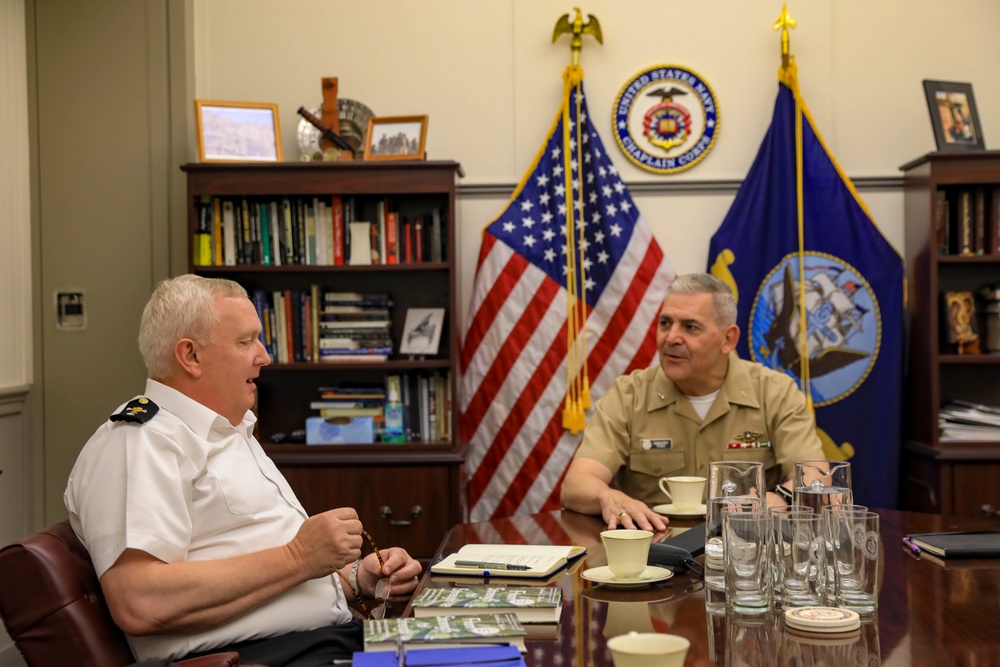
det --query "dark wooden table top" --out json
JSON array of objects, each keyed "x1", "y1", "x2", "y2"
[{"x1": 403, "y1": 508, "x2": 1000, "y2": 666}]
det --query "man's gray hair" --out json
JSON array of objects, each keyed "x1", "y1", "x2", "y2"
[
  {"x1": 138, "y1": 274, "x2": 248, "y2": 380},
  {"x1": 665, "y1": 273, "x2": 738, "y2": 327}
]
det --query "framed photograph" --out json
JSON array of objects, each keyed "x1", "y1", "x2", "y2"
[
  {"x1": 194, "y1": 100, "x2": 284, "y2": 163},
  {"x1": 922, "y1": 80, "x2": 986, "y2": 152},
  {"x1": 363, "y1": 115, "x2": 428, "y2": 161},
  {"x1": 400, "y1": 308, "x2": 445, "y2": 355}
]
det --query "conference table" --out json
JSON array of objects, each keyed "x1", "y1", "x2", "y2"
[{"x1": 403, "y1": 508, "x2": 1000, "y2": 666}]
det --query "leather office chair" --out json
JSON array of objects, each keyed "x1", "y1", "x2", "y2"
[{"x1": 0, "y1": 520, "x2": 241, "y2": 667}]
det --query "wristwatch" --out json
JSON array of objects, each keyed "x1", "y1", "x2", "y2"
[
  {"x1": 773, "y1": 484, "x2": 794, "y2": 503},
  {"x1": 349, "y1": 559, "x2": 363, "y2": 599}
]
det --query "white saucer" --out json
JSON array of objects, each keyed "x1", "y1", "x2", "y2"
[
  {"x1": 581, "y1": 565, "x2": 674, "y2": 589},
  {"x1": 652, "y1": 503, "x2": 707, "y2": 517}
]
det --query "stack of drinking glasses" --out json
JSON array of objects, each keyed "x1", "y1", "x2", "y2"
[{"x1": 707, "y1": 459, "x2": 882, "y2": 614}]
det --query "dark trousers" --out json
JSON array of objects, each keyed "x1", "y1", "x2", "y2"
[{"x1": 179, "y1": 619, "x2": 364, "y2": 667}]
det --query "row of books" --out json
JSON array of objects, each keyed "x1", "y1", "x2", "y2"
[
  {"x1": 939, "y1": 399, "x2": 1000, "y2": 442},
  {"x1": 934, "y1": 186, "x2": 1000, "y2": 256},
  {"x1": 306, "y1": 373, "x2": 452, "y2": 445},
  {"x1": 192, "y1": 195, "x2": 446, "y2": 267},
  {"x1": 251, "y1": 288, "x2": 392, "y2": 364}
]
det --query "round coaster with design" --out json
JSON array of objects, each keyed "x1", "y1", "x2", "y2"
[{"x1": 784, "y1": 607, "x2": 861, "y2": 634}]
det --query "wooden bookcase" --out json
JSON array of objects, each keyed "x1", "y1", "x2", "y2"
[
  {"x1": 900, "y1": 151, "x2": 1000, "y2": 517},
  {"x1": 182, "y1": 161, "x2": 466, "y2": 558}
]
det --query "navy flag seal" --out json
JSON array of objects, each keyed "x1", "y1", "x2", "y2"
[
  {"x1": 613, "y1": 64, "x2": 720, "y2": 175},
  {"x1": 110, "y1": 397, "x2": 159, "y2": 424}
]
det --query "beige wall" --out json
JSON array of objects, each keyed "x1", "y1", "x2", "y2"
[{"x1": 191, "y1": 0, "x2": 1000, "y2": 329}]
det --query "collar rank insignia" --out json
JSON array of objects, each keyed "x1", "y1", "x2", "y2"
[{"x1": 110, "y1": 397, "x2": 159, "y2": 424}]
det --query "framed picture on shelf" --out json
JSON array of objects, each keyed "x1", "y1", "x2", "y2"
[
  {"x1": 400, "y1": 308, "x2": 445, "y2": 356},
  {"x1": 194, "y1": 100, "x2": 284, "y2": 163},
  {"x1": 363, "y1": 115, "x2": 428, "y2": 161},
  {"x1": 922, "y1": 80, "x2": 986, "y2": 152}
]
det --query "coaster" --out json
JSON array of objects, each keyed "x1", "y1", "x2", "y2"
[
  {"x1": 784, "y1": 607, "x2": 861, "y2": 633},
  {"x1": 652, "y1": 503, "x2": 707, "y2": 517},
  {"x1": 581, "y1": 565, "x2": 674, "y2": 589}
]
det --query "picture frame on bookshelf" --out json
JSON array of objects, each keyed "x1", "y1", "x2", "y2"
[
  {"x1": 363, "y1": 115, "x2": 428, "y2": 161},
  {"x1": 922, "y1": 80, "x2": 986, "y2": 152},
  {"x1": 400, "y1": 308, "x2": 445, "y2": 356},
  {"x1": 194, "y1": 100, "x2": 284, "y2": 163}
]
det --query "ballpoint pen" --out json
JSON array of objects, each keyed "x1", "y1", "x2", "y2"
[
  {"x1": 454, "y1": 560, "x2": 532, "y2": 571},
  {"x1": 901, "y1": 536, "x2": 922, "y2": 558}
]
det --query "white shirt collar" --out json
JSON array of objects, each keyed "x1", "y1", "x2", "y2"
[{"x1": 144, "y1": 378, "x2": 257, "y2": 439}]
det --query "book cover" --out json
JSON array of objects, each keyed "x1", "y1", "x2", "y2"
[
  {"x1": 305, "y1": 199, "x2": 317, "y2": 265},
  {"x1": 430, "y1": 544, "x2": 586, "y2": 579},
  {"x1": 386, "y1": 210, "x2": 400, "y2": 264},
  {"x1": 222, "y1": 199, "x2": 237, "y2": 266},
  {"x1": 332, "y1": 195, "x2": 345, "y2": 265},
  {"x1": 907, "y1": 531, "x2": 1000, "y2": 558},
  {"x1": 431, "y1": 208, "x2": 443, "y2": 262},
  {"x1": 310, "y1": 284, "x2": 320, "y2": 363},
  {"x1": 352, "y1": 644, "x2": 525, "y2": 667},
  {"x1": 194, "y1": 195, "x2": 213, "y2": 266},
  {"x1": 363, "y1": 613, "x2": 526, "y2": 653},
  {"x1": 956, "y1": 188, "x2": 974, "y2": 256},
  {"x1": 349, "y1": 221, "x2": 374, "y2": 266},
  {"x1": 239, "y1": 198, "x2": 252, "y2": 264},
  {"x1": 269, "y1": 201, "x2": 282, "y2": 266},
  {"x1": 412, "y1": 586, "x2": 562, "y2": 624},
  {"x1": 212, "y1": 197, "x2": 223, "y2": 265},
  {"x1": 992, "y1": 187, "x2": 1000, "y2": 254},
  {"x1": 974, "y1": 187, "x2": 987, "y2": 255},
  {"x1": 259, "y1": 201, "x2": 273, "y2": 266},
  {"x1": 281, "y1": 198, "x2": 294, "y2": 265}
]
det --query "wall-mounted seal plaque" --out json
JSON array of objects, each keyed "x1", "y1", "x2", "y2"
[{"x1": 612, "y1": 64, "x2": 720, "y2": 175}]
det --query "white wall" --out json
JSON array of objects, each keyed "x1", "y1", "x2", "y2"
[{"x1": 190, "y1": 0, "x2": 1000, "y2": 331}]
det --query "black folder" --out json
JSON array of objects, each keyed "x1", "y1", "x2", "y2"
[{"x1": 907, "y1": 531, "x2": 1000, "y2": 558}]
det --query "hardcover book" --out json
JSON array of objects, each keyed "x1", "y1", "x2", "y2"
[
  {"x1": 363, "y1": 613, "x2": 526, "y2": 653},
  {"x1": 412, "y1": 586, "x2": 562, "y2": 624},
  {"x1": 430, "y1": 543, "x2": 586, "y2": 579},
  {"x1": 907, "y1": 531, "x2": 1000, "y2": 558}
]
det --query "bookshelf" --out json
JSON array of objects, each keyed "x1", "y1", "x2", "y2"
[
  {"x1": 899, "y1": 151, "x2": 1000, "y2": 517},
  {"x1": 182, "y1": 161, "x2": 466, "y2": 558}
]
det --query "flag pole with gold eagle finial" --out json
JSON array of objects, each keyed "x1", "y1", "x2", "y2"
[
  {"x1": 773, "y1": 4, "x2": 814, "y2": 411},
  {"x1": 552, "y1": 8, "x2": 602, "y2": 433}
]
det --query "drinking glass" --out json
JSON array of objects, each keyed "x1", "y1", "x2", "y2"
[
  {"x1": 793, "y1": 460, "x2": 853, "y2": 512},
  {"x1": 828, "y1": 509, "x2": 881, "y2": 612},
  {"x1": 723, "y1": 511, "x2": 771, "y2": 614},
  {"x1": 772, "y1": 511, "x2": 826, "y2": 607},
  {"x1": 705, "y1": 461, "x2": 764, "y2": 591},
  {"x1": 768, "y1": 505, "x2": 812, "y2": 606}
]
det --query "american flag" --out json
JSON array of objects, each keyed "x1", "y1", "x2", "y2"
[{"x1": 460, "y1": 78, "x2": 674, "y2": 521}]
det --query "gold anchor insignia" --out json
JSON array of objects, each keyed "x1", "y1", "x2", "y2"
[
  {"x1": 733, "y1": 430, "x2": 763, "y2": 443},
  {"x1": 126, "y1": 406, "x2": 147, "y2": 416}
]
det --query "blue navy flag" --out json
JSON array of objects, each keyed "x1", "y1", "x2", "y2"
[{"x1": 707, "y1": 59, "x2": 905, "y2": 509}]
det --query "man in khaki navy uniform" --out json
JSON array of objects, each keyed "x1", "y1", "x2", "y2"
[{"x1": 561, "y1": 273, "x2": 823, "y2": 532}]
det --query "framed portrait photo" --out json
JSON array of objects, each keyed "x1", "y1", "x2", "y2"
[
  {"x1": 363, "y1": 115, "x2": 428, "y2": 161},
  {"x1": 194, "y1": 100, "x2": 284, "y2": 163},
  {"x1": 922, "y1": 80, "x2": 986, "y2": 152},
  {"x1": 400, "y1": 307, "x2": 445, "y2": 356}
]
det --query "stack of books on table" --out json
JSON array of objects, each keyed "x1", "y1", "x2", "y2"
[
  {"x1": 411, "y1": 586, "x2": 562, "y2": 639},
  {"x1": 938, "y1": 400, "x2": 1000, "y2": 442},
  {"x1": 318, "y1": 292, "x2": 394, "y2": 363},
  {"x1": 362, "y1": 613, "x2": 527, "y2": 653}
]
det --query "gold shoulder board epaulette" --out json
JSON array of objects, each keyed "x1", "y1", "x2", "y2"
[{"x1": 110, "y1": 397, "x2": 159, "y2": 424}]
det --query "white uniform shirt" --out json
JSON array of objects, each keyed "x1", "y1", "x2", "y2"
[{"x1": 64, "y1": 379, "x2": 351, "y2": 661}]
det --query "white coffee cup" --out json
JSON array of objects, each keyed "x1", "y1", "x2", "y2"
[
  {"x1": 607, "y1": 631, "x2": 690, "y2": 667},
  {"x1": 601, "y1": 529, "x2": 653, "y2": 580},
  {"x1": 658, "y1": 475, "x2": 707, "y2": 511}
]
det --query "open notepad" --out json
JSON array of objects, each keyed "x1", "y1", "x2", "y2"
[{"x1": 430, "y1": 543, "x2": 587, "y2": 578}]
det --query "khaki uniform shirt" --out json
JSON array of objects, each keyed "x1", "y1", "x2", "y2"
[{"x1": 574, "y1": 354, "x2": 824, "y2": 506}]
